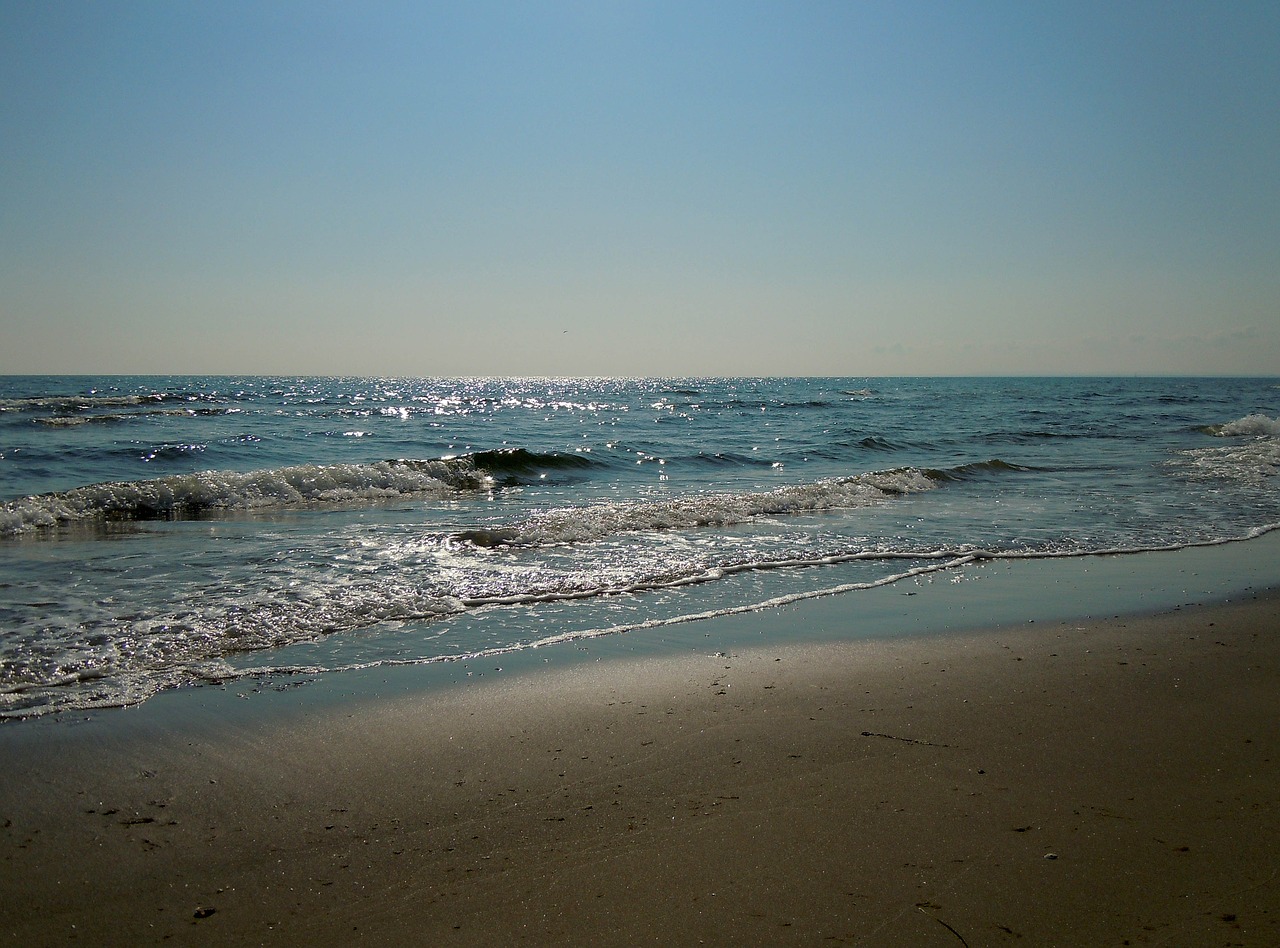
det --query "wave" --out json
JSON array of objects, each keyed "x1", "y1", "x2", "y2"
[
  {"x1": 681, "y1": 451, "x2": 779, "y2": 468},
  {"x1": 648, "y1": 395, "x2": 842, "y2": 413},
  {"x1": 0, "y1": 450, "x2": 611, "y2": 535},
  {"x1": 456, "y1": 468, "x2": 940, "y2": 548},
  {"x1": 924, "y1": 458, "x2": 1036, "y2": 481},
  {"x1": 980, "y1": 429, "x2": 1085, "y2": 443},
  {"x1": 1204, "y1": 413, "x2": 1280, "y2": 437},
  {"x1": 31, "y1": 414, "x2": 133, "y2": 428},
  {"x1": 458, "y1": 447, "x2": 602, "y2": 479},
  {"x1": 30, "y1": 407, "x2": 234, "y2": 427},
  {"x1": 1177, "y1": 415, "x2": 1280, "y2": 485},
  {"x1": 0, "y1": 392, "x2": 208, "y2": 414},
  {"x1": 0, "y1": 459, "x2": 487, "y2": 534}
]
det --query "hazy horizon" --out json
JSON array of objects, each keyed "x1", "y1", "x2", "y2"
[
  {"x1": 1, "y1": 371, "x2": 1277, "y2": 381},
  {"x1": 3, "y1": 2, "x2": 1277, "y2": 377}
]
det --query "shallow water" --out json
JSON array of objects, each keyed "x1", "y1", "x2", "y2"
[{"x1": 2, "y1": 376, "x2": 1277, "y2": 717}]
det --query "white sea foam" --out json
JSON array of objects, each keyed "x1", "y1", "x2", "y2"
[
  {"x1": 1169, "y1": 414, "x2": 1280, "y2": 486},
  {"x1": 1210, "y1": 413, "x2": 1280, "y2": 437},
  {"x1": 1173, "y1": 438, "x2": 1280, "y2": 486},
  {"x1": 6, "y1": 522, "x2": 1280, "y2": 720},
  {"x1": 0, "y1": 573, "x2": 470, "y2": 716},
  {"x1": 2, "y1": 551, "x2": 978, "y2": 717},
  {"x1": 457, "y1": 468, "x2": 938, "y2": 548}
]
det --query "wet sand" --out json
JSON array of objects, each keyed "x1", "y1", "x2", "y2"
[{"x1": 3, "y1": 583, "x2": 1279, "y2": 945}]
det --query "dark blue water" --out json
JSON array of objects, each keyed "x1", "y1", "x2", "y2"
[{"x1": 2, "y1": 376, "x2": 1277, "y2": 717}]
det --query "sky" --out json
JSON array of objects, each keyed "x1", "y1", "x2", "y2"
[{"x1": 2, "y1": 1, "x2": 1277, "y2": 377}]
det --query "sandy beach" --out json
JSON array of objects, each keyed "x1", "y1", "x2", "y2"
[
  {"x1": 5, "y1": 0, "x2": 1278, "y2": 939},
  {"x1": 3, "y1": 567, "x2": 1279, "y2": 946}
]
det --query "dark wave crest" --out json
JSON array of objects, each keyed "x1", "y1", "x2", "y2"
[
  {"x1": 463, "y1": 448, "x2": 603, "y2": 479},
  {"x1": 923, "y1": 459, "x2": 1036, "y2": 482}
]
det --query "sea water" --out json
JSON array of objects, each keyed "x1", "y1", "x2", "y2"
[{"x1": 1, "y1": 376, "x2": 1277, "y2": 718}]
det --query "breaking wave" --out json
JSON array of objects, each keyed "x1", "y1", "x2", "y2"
[
  {"x1": 0, "y1": 449, "x2": 608, "y2": 535},
  {"x1": 457, "y1": 468, "x2": 941, "y2": 548},
  {"x1": 1205, "y1": 413, "x2": 1280, "y2": 437},
  {"x1": 0, "y1": 459, "x2": 478, "y2": 534},
  {"x1": 1173, "y1": 414, "x2": 1279, "y2": 487}
]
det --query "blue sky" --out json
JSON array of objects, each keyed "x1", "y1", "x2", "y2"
[{"x1": 2, "y1": 1, "x2": 1277, "y2": 376}]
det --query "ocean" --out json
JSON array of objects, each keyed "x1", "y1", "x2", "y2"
[{"x1": 2, "y1": 376, "x2": 1277, "y2": 719}]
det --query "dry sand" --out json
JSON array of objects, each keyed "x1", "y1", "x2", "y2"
[{"x1": 2, "y1": 591, "x2": 1279, "y2": 945}]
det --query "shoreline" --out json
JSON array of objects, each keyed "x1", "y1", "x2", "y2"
[
  {"x1": 10, "y1": 528, "x2": 1280, "y2": 732},
  {"x1": 3, "y1": 540, "x2": 1280, "y2": 944}
]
